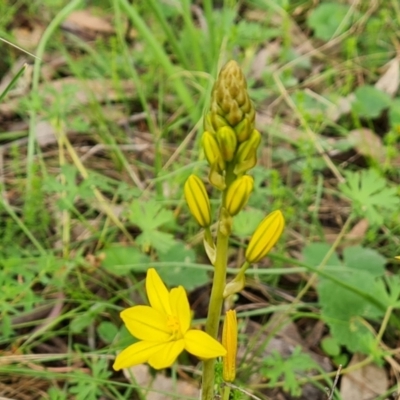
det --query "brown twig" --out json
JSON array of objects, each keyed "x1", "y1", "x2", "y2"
[{"x1": 327, "y1": 365, "x2": 342, "y2": 400}]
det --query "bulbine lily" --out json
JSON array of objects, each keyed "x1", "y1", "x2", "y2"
[{"x1": 113, "y1": 268, "x2": 226, "y2": 370}]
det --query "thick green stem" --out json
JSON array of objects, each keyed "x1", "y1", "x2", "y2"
[
  {"x1": 202, "y1": 226, "x2": 229, "y2": 400},
  {"x1": 202, "y1": 164, "x2": 237, "y2": 399},
  {"x1": 202, "y1": 165, "x2": 235, "y2": 399}
]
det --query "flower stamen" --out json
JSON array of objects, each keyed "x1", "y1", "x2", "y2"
[{"x1": 167, "y1": 315, "x2": 182, "y2": 338}]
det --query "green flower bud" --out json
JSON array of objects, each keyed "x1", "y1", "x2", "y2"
[
  {"x1": 224, "y1": 175, "x2": 254, "y2": 216},
  {"x1": 184, "y1": 175, "x2": 211, "y2": 227},
  {"x1": 210, "y1": 109, "x2": 229, "y2": 132},
  {"x1": 234, "y1": 129, "x2": 262, "y2": 175},
  {"x1": 204, "y1": 113, "x2": 215, "y2": 134},
  {"x1": 245, "y1": 210, "x2": 284, "y2": 263},
  {"x1": 216, "y1": 126, "x2": 237, "y2": 162},
  {"x1": 233, "y1": 117, "x2": 252, "y2": 143},
  {"x1": 209, "y1": 60, "x2": 255, "y2": 132},
  {"x1": 202, "y1": 131, "x2": 225, "y2": 171}
]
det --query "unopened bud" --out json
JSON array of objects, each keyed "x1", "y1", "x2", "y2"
[
  {"x1": 209, "y1": 61, "x2": 255, "y2": 132},
  {"x1": 234, "y1": 117, "x2": 252, "y2": 143},
  {"x1": 202, "y1": 131, "x2": 225, "y2": 171},
  {"x1": 234, "y1": 129, "x2": 262, "y2": 175},
  {"x1": 184, "y1": 175, "x2": 211, "y2": 227},
  {"x1": 216, "y1": 126, "x2": 237, "y2": 162},
  {"x1": 224, "y1": 175, "x2": 254, "y2": 216},
  {"x1": 222, "y1": 310, "x2": 238, "y2": 382},
  {"x1": 245, "y1": 210, "x2": 285, "y2": 263},
  {"x1": 204, "y1": 113, "x2": 215, "y2": 134}
]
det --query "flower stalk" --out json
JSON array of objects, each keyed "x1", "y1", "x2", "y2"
[{"x1": 113, "y1": 60, "x2": 285, "y2": 400}]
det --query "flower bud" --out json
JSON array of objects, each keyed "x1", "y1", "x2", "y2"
[
  {"x1": 209, "y1": 61, "x2": 255, "y2": 132},
  {"x1": 245, "y1": 210, "x2": 284, "y2": 263},
  {"x1": 216, "y1": 126, "x2": 237, "y2": 162},
  {"x1": 234, "y1": 129, "x2": 262, "y2": 175},
  {"x1": 202, "y1": 131, "x2": 225, "y2": 171},
  {"x1": 234, "y1": 117, "x2": 252, "y2": 143},
  {"x1": 224, "y1": 175, "x2": 254, "y2": 216},
  {"x1": 222, "y1": 310, "x2": 237, "y2": 382},
  {"x1": 203, "y1": 113, "x2": 215, "y2": 134},
  {"x1": 184, "y1": 175, "x2": 211, "y2": 227},
  {"x1": 210, "y1": 108, "x2": 230, "y2": 132}
]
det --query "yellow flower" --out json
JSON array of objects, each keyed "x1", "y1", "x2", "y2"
[
  {"x1": 245, "y1": 210, "x2": 285, "y2": 263},
  {"x1": 113, "y1": 268, "x2": 226, "y2": 371},
  {"x1": 222, "y1": 310, "x2": 237, "y2": 382},
  {"x1": 184, "y1": 174, "x2": 212, "y2": 227}
]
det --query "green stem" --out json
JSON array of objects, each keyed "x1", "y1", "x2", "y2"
[
  {"x1": 222, "y1": 385, "x2": 231, "y2": 400},
  {"x1": 202, "y1": 224, "x2": 229, "y2": 400},
  {"x1": 202, "y1": 166, "x2": 235, "y2": 399}
]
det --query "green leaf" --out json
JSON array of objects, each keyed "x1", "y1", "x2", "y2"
[
  {"x1": 307, "y1": 3, "x2": 352, "y2": 41},
  {"x1": 136, "y1": 230, "x2": 177, "y2": 254},
  {"x1": 157, "y1": 243, "x2": 209, "y2": 290},
  {"x1": 339, "y1": 169, "x2": 400, "y2": 225},
  {"x1": 97, "y1": 321, "x2": 119, "y2": 344},
  {"x1": 128, "y1": 199, "x2": 175, "y2": 231},
  {"x1": 389, "y1": 98, "x2": 400, "y2": 128},
  {"x1": 101, "y1": 246, "x2": 150, "y2": 275},
  {"x1": 128, "y1": 199, "x2": 177, "y2": 253},
  {"x1": 302, "y1": 242, "x2": 341, "y2": 267},
  {"x1": 342, "y1": 246, "x2": 386, "y2": 277},
  {"x1": 233, "y1": 209, "x2": 265, "y2": 238},
  {"x1": 0, "y1": 63, "x2": 26, "y2": 103},
  {"x1": 311, "y1": 244, "x2": 388, "y2": 353},
  {"x1": 321, "y1": 336, "x2": 340, "y2": 357},
  {"x1": 261, "y1": 347, "x2": 317, "y2": 396},
  {"x1": 352, "y1": 85, "x2": 391, "y2": 118},
  {"x1": 70, "y1": 313, "x2": 95, "y2": 334}
]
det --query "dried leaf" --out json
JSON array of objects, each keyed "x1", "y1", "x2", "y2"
[
  {"x1": 375, "y1": 58, "x2": 400, "y2": 98},
  {"x1": 326, "y1": 94, "x2": 355, "y2": 122},
  {"x1": 348, "y1": 128, "x2": 386, "y2": 163},
  {"x1": 12, "y1": 23, "x2": 44, "y2": 49},
  {"x1": 122, "y1": 364, "x2": 199, "y2": 400},
  {"x1": 340, "y1": 354, "x2": 388, "y2": 400},
  {"x1": 63, "y1": 9, "x2": 114, "y2": 36},
  {"x1": 344, "y1": 218, "x2": 369, "y2": 246},
  {"x1": 0, "y1": 78, "x2": 136, "y2": 117}
]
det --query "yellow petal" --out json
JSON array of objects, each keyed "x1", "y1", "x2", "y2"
[
  {"x1": 121, "y1": 306, "x2": 171, "y2": 341},
  {"x1": 113, "y1": 341, "x2": 164, "y2": 370},
  {"x1": 222, "y1": 310, "x2": 237, "y2": 382},
  {"x1": 146, "y1": 268, "x2": 171, "y2": 315},
  {"x1": 148, "y1": 339, "x2": 185, "y2": 369},
  {"x1": 184, "y1": 330, "x2": 227, "y2": 359},
  {"x1": 169, "y1": 286, "x2": 191, "y2": 334}
]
